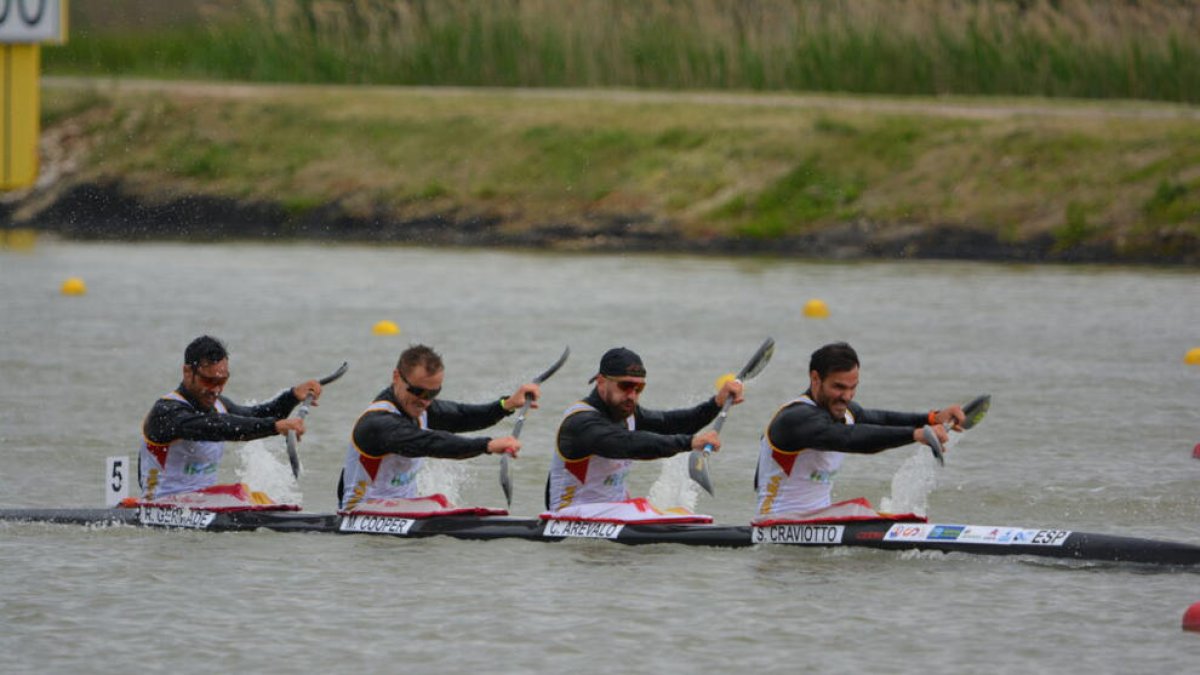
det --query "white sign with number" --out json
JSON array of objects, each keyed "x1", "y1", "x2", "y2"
[
  {"x1": 0, "y1": 0, "x2": 66, "y2": 43},
  {"x1": 105, "y1": 456, "x2": 130, "y2": 507}
]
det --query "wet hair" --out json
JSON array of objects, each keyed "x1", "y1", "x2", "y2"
[
  {"x1": 397, "y1": 344, "x2": 444, "y2": 375},
  {"x1": 809, "y1": 342, "x2": 859, "y2": 378},
  {"x1": 184, "y1": 335, "x2": 228, "y2": 369}
]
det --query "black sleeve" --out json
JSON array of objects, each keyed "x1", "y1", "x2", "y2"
[
  {"x1": 635, "y1": 397, "x2": 722, "y2": 435},
  {"x1": 766, "y1": 402, "x2": 916, "y2": 456},
  {"x1": 222, "y1": 388, "x2": 302, "y2": 420},
  {"x1": 557, "y1": 409, "x2": 694, "y2": 461},
  {"x1": 143, "y1": 398, "x2": 280, "y2": 444},
  {"x1": 353, "y1": 407, "x2": 491, "y2": 460},
  {"x1": 853, "y1": 403, "x2": 928, "y2": 428},
  {"x1": 425, "y1": 398, "x2": 511, "y2": 433}
]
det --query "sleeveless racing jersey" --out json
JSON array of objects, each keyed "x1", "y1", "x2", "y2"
[
  {"x1": 340, "y1": 400, "x2": 427, "y2": 510},
  {"x1": 547, "y1": 402, "x2": 637, "y2": 510},
  {"x1": 755, "y1": 395, "x2": 855, "y2": 516},
  {"x1": 139, "y1": 392, "x2": 230, "y2": 499}
]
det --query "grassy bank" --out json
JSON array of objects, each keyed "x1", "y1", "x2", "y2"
[
  {"x1": 23, "y1": 80, "x2": 1199, "y2": 260},
  {"x1": 49, "y1": 0, "x2": 1200, "y2": 104}
]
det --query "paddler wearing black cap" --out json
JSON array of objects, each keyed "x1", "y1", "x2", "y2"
[
  {"x1": 139, "y1": 335, "x2": 320, "y2": 501},
  {"x1": 755, "y1": 342, "x2": 964, "y2": 517},
  {"x1": 545, "y1": 347, "x2": 744, "y2": 511},
  {"x1": 338, "y1": 344, "x2": 540, "y2": 511}
]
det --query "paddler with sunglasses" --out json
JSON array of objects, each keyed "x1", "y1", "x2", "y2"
[
  {"x1": 136, "y1": 335, "x2": 321, "y2": 505},
  {"x1": 338, "y1": 344, "x2": 539, "y2": 511},
  {"x1": 545, "y1": 347, "x2": 744, "y2": 518}
]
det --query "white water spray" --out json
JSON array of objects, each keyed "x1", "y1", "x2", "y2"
[
  {"x1": 878, "y1": 450, "x2": 939, "y2": 517},
  {"x1": 233, "y1": 438, "x2": 302, "y2": 505},
  {"x1": 648, "y1": 454, "x2": 701, "y2": 512},
  {"x1": 418, "y1": 459, "x2": 469, "y2": 506}
]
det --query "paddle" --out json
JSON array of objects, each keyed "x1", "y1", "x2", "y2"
[
  {"x1": 285, "y1": 361, "x2": 350, "y2": 479},
  {"x1": 924, "y1": 394, "x2": 991, "y2": 465},
  {"x1": 500, "y1": 346, "x2": 570, "y2": 506},
  {"x1": 688, "y1": 337, "x2": 776, "y2": 496}
]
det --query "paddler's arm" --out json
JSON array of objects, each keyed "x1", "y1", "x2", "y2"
[
  {"x1": 353, "y1": 408, "x2": 491, "y2": 459},
  {"x1": 222, "y1": 387, "x2": 304, "y2": 420},
  {"x1": 144, "y1": 398, "x2": 282, "y2": 444},
  {"x1": 635, "y1": 396, "x2": 722, "y2": 434},
  {"x1": 767, "y1": 402, "x2": 916, "y2": 455},
  {"x1": 557, "y1": 409, "x2": 694, "y2": 461},
  {"x1": 425, "y1": 397, "x2": 515, "y2": 433}
]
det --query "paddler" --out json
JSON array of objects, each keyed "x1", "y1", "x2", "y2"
[
  {"x1": 545, "y1": 347, "x2": 744, "y2": 512},
  {"x1": 138, "y1": 335, "x2": 320, "y2": 501},
  {"x1": 337, "y1": 344, "x2": 539, "y2": 510},
  {"x1": 755, "y1": 341, "x2": 965, "y2": 517}
]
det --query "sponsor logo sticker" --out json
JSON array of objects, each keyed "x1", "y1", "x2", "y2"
[
  {"x1": 751, "y1": 524, "x2": 845, "y2": 545},
  {"x1": 138, "y1": 506, "x2": 216, "y2": 529},
  {"x1": 542, "y1": 520, "x2": 625, "y2": 539},
  {"x1": 339, "y1": 514, "x2": 416, "y2": 535}
]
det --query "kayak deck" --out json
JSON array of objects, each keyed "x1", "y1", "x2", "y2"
[{"x1": 3, "y1": 508, "x2": 1199, "y2": 567}]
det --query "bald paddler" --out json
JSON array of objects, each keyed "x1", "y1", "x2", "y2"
[
  {"x1": 546, "y1": 347, "x2": 744, "y2": 511},
  {"x1": 338, "y1": 344, "x2": 539, "y2": 511},
  {"x1": 755, "y1": 342, "x2": 965, "y2": 517},
  {"x1": 139, "y1": 335, "x2": 320, "y2": 500}
]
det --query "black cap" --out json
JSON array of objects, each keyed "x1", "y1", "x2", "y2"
[{"x1": 589, "y1": 347, "x2": 646, "y2": 383}]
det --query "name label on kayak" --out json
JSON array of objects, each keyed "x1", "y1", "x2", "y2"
[
  {"x1": 885, "y1": 524, "x2": 1072, "y2": 546},
  {"x1": 751, "y1": 524, "x2": 845, "y2": 545},
  {"x1": 138, "y1": 506, "x2": 216, "y2": 529},
  {"x1": 339, "y1": 514, "x2": 416, "y2": 535},
  {"x1": 543, "y1": 520, "x2": 625, "y2": 539}
]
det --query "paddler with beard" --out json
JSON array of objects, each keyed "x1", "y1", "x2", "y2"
[
  {"x1": 545, "y1": 347, "x2": 744, "y2": 512},
  {"x1": 138, "y1": 335, "x2": 319, "y2": 501},
  {"x1": 755, "y1": 341, "x2": 965, "y2": 517}
]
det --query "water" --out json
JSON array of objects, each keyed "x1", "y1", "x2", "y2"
[{"x1": 2, "y1": 240, "x2": 1199, "y2": 672}]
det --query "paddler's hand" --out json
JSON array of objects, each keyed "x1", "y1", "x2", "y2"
[
  {"x1": 691, "y1": 430, "x2": 721, "y2": 452},
  {"x1": 931, "y1": 405, "x2": 966, "y2": 432},
  {"x1": 292, "y1": 379, "x2": 323, "y2": 404},
  {"x1": 276, "y1": 417, "x2": 306, "y2": 439},
  {"x1": 914, "y1": 424, "x2": 949, "y2": 446},
  {"x1": 486, "y1": 436, "x2": 521, "y2": 458},
  {"x1": 503, "y1": 383, "x2": 541, "y2": 411},
  {"x1": 715, "y1": 379, "x2": 745, "y2": 407}
]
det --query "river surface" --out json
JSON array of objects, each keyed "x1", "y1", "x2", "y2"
[{"x1": 2, "y1": 240, "x2": 1199, "y2": 673}]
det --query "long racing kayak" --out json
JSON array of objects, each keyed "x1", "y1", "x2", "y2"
[{"x1": 3, "y1": 507, "x2": 1200, "y2": 567}]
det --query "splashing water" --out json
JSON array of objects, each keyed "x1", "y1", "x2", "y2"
[
  {"x1": 233, "y1": 438, "x2": 302, "y2": 505},
  {"x1": 648, "y1": 454, "x2": 701, "y2": 512},
  {"x1": 418, "y1": 459, "x2": 469, "y2": 506},
  {"x1": 878, "y1": 450, "x2": 939, "y2": 517}
]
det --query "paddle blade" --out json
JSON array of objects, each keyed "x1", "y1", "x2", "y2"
[
  {"x1": 285, "y1": 431, "x2": 301, "y2": 478},
  {"x1": 738, "y1": 337, "x2": 776, "y2": 381},
  {"x1": 319, "y1": 361, "x2": 350, "y2": 386},
  {"x1": 499, "y1": 455, "x2": 513, "y2": 507},
  {"x1": 961, "y1": 394, "x2": 991, "y2": 430},
  {"x1": 688, "y1": 449, "x2": 715, "y2": 496},
  {"x1": 534, "y1": 347, "x2": 571, "y2": 384},
  {"x1": 922, "y1": 425, "x2": 945, "y2": 466}
]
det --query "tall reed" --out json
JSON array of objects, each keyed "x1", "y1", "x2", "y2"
[{"x1": 47, "y1": 0, "x2": 1200, "y2": 103}]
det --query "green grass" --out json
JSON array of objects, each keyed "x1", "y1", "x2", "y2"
[
  {"x1": 37, "y1": 81, "x2": 1200, "y2": 254},
  {"x1": 46, "y1": 0, "x2": 1200, "y2": 104}
]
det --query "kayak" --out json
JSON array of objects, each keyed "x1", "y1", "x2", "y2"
[{"x1": 3, "y1": 507, "x2": 1200, "y2": 566}]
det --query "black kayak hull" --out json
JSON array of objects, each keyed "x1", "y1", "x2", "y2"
[{"x1": 3, "y1": 508, "x2": 1199, "y2": 567}]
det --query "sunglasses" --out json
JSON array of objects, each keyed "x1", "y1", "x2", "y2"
[
  {"x1": 189, "y1": 364, "x2": 229, "y2": 388},
  {"x1": 399, "y1": 371, "x2": 441, "y2": 401},
  {"x1": 608, "y1": 378, "x2": 645, "y2": 393}
]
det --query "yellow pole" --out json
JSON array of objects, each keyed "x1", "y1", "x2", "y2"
[{"x1": 0, "y1": 42, "x2": 40, "y2": 190}]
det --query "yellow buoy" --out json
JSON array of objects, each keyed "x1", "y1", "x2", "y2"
[
  {"x1": 1185, "y1": 347, "x2": 1200, "y2": 366},
  {"x1": 61, "y1": 277, "x2": 87, "y2": 296},
  {"x1": 803, "y1": 298, "x2": 830, "y2": 319},
  {"x1": 714, "y1": 372, "x2": 736, "y2": 392},
  {"x1": 372, "y1": 320, "x2": 400, "y2": 336}
]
